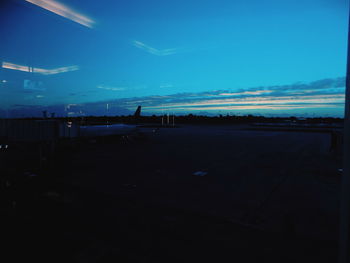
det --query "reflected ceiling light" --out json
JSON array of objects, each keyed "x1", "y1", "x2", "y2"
[
  {"x1": 2, "y1": 62, "x2": 79, "y2": 75},
  {"x1": 33, "y1": 65, "x2": 79, "y2": 75},
  {"x1": 2, "y1": 62, "x2": 30, "y2": 73},
  {"x1": 25, "y1": 0, "x2": 95, "y2": 28},
  {"x1": 133, "y1": 40, "x2": 179, "y2": 56}
]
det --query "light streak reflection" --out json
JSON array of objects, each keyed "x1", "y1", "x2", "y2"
[
  {"x1": 25, "y1": 0, "x2": 95, "y2": 28},
  {"x1": 2, "y1": 62, "x2": 79, "y2": 75}
]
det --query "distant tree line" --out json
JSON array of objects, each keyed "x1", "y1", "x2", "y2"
[{"x1": 17, "y1": 114, "x2": 342, "y2": 125}]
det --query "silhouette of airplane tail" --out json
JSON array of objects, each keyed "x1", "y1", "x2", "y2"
[{"x1": 134, "y1": 106, "x2": 141, "y2": 118}]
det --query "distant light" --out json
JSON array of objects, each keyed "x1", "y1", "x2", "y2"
[
  {"x1": 36, "y1": 95, "x2": 44, "y2": 98},
  {"x1": 1, "y1": 80, "x2": 7, "y2": 83},
  {"x1": 25, "y1": 0, "x2": 95, "y2": 28}
]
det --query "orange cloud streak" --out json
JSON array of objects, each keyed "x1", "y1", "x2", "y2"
[{"x1": 142, "y1": 94, "x2": 345, "y2": 110}]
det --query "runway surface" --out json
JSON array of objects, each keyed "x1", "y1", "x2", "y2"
[{"x1": 64, "y1": 124, "x2": 341, "y2": 241}]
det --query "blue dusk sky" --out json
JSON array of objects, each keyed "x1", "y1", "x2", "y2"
[{"x1": 0, "y1": 0, "x2": 348, "y2": 117}]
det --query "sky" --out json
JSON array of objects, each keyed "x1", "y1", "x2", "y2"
[{"x1": 0, "y1": 0, "x2": 349, "y2": 117}]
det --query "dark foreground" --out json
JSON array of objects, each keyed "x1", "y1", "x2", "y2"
[{"x1": 1, "y1": 124, "x2": 343, "y2": 262}]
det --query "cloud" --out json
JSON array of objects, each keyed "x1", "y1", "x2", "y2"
[
  {"x1": 109, "y1": 77, "x2": 345, "y2": 115},
  {"x1": 160, "y1": 83, "x2": 174, "y2": 88},
  {"x1": 219, "y1": 90, "x2": 273, "y2": 96},
  {"x1": 4, "y1": 77, "x2": 345, "y2": 117},
  {"x1": 2, "y1": 62, "x2": 79, "y2": 75},
  {"x1": 132, "y1": 40, "x2": 181, "y2": 56},
  {"x1": 25, "y1": 0, "x2": 95, "y2": 28},
  {"x1": 97, "y1": 85, "x2": 126, "y2": 91}
]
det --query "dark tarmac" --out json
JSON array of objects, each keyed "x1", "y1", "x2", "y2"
[{"x1": 2, "y1": 124, "x2": 343, "y2": 262}]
